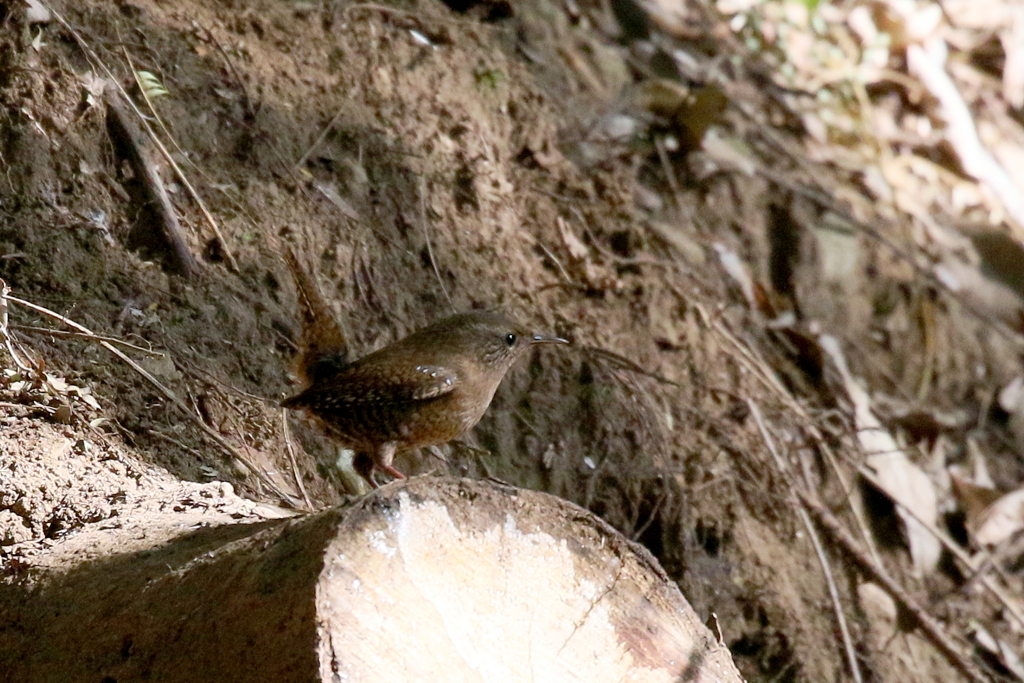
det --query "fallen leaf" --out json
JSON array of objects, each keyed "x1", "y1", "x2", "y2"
[
  {"x1": 558, "y1": 216, "x2": 589, "y2": 262},
  {"x1": 974, "y1": 487, "x2": 1024, "y2": 547},
  {"x1": 950, "y1": 470, "x2": 1002, "y2": 535},
  {"x1": 25, "y1": 0, "x2": 50, "y2": 24},
  {"x1": 821, "y1": 335, "x2": 942, "y2": 574}
]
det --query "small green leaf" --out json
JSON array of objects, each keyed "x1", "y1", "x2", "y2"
[{"x1": 137, "y1": 70, "x2": 170, "y2": 99}]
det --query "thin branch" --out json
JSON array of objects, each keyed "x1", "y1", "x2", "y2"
[
  {"x1": 581, "y1": 345, "x2": 681, "y2": 388},
  {"x1": 0, "y1": 279, "x2": 35, "y2": 372},
  {"x1": 419, "y1": 176, "x2": 454, "y2": 311},
  {"x1": 859, "y1": 466, "x2": 1024, "y2": 633},
  {"x1": 749, "y1": 399, "x2": 863, "y2": 683},
  {"x1": 0, "y1": 401, "x2": 55, "y2": 413},
  {"x1": 147, "y1": 427, "x2": 208, "y2": 461},
  {"x1": 12, "y1": 324, "x2": 165, "y2": 356},
  {"x1": 654, "y1": 135, "x2": 685, "y2": 212},
  {"x1": 282, "y1": 409, "x2": 314, "y2": 510},
  {"x1": 104, "y1": 86, "x2": 199, "y2": 277},
  {"x1": 3, "y1": 292, "x2": 299, "y2": 507},
  {"x1": 295, "y1": 104, "x2": 347, "y2": 171},
  {"x1": 529, "y1": 234, "x2": 574, "y2": 285},
  {"x1": 191, "y1": 21, "x2": 256, "y2": 120},
  {"x1": 122, "y1": 46, "x2": 200, "y2": 175},
  {"x1": 47, "y1": 5, "x2": 239, "y2": 273},
  {"x1": 699, "y1": 304, "x2": 881, "y2": 562},
  {"x1": 800, "y1": 490, "x2": 990, "y2": 683}
]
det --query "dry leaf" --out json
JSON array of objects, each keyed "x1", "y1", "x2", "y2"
[
  {"x1": 950, "y1": 470, "x2": 1002, "y2": 536},
  {"x1": 999, "y1": 376, "x2": 1024, "y2": 413},
  {"x1": 1001, "y1": 9, "x2": 1024, "y2": 108},
  {"x1": 970, "y1": 620, "x2": 1024, "y2": 680},
  {"x1": 557, "y1": 216, "x2": 589, "y2": 262},
  {"x1": 858, "y1": 581, "x2": 897, "y2": 625},
  {"x1": 714, "y1": 242, "x2": 758, "y2": 309},
  {"x1": 821, "y1": 335, "x2": 942, "y2": 574},
  {"x1": 25, "y1": 0, "x2": 51, "y2": 24},
  {"x1": 935, "y1": 257, "x2": 1024, "y2": 332},
  {"x1": 974, "y1": 487, "x2": 1024, "y2": 547}
]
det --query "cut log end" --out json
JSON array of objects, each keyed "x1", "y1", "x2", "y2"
[
  {"x1": 327, "y1": 478, "x2": 742, "y2": 682},
  {"x1": 5, "y1": 477, "x2": 742, "y2": 683}
]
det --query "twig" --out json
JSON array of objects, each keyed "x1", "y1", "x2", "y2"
[
  {"x1": 820, "y1": 333, "x2": 941, "y2": 574},
  {"x1": 119, "y1": 38, "x2": 265, "y2": 234},
  {"x1": 47, "y1": 5, "x2": 239, "y2": 273},
  {"x1": 581, "y1": 345, "x2": 681, "y2": 388},
  {"x1": 712, "y1": 298, "x2": 1024, "y2": 633},
  {"x1": 12, "y1": 324, "x2": 164, "y2": 356},
  {"x1": 0, "y1": 279, "x2": 35, "y2": 372},
  {"x1": 859, "y1": 466, "x2": 1024, "y2": 633},
  {"x1": 799, "y1": 490, "x2": 990, "y2": 683},
  {"x1": 104, "y1": 86, "x2": 199, "y2": 278},
  {"x1": 121, "y1": 46, "x2": 200, "y2": 178},
  {"x1": 529, "y1": 234, "x2": 575, "y2": 285},
  {"x1": 654, "y1": 135, "x2": 685, "y2": 212},
  {"x1": 295, "y1": 104, "x2": 347, "y2": 171},
  {"x1": 3, "y1": 292, "x2": 299, "y2": 507},
  {"x1": 173, "y1": 356, "x2": 273, "y2": 402},
  {"x1": 282, "y1": 409, "x2": 313, "y2": 510},
  {"x1": 191, "y1": 21, "x2": 256, "y2": 120},
  {"x1": 343, "y1": 2, "x2": 421, "y2": 19},
  {"x1": 748, "y1": 399, "x2": 864, "y2": 683},
  {"x1": 814, "y1": 436, "x2": 883, "y2": 566},
  {"x1": 697, "y1": 304, "x2": 882, "y2": 563},
  {"x1": 630, "y1": 487, "x2": 669, "y2": 543},
  {"x1": 147, "y1": 428, "x2": 208, "y2": 461},
  {"x1": 419, "y1": 176, "x2": 454, "y2": 311},
  {"x1": 0, "y1": 401, "x2": 55, "y2": 413}
]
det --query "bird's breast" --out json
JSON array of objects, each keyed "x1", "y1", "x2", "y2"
[{"x1": 395, "y1": 385, "x2": 495, "y2": 448}]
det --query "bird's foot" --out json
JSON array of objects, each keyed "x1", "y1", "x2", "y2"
[{"x1": 379, "y1": 463, "x2": 407, "y2": 480}]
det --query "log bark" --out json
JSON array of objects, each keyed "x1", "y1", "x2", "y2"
[{"x1": 0, "y1": 477, "x2": 742, "y2": 682}]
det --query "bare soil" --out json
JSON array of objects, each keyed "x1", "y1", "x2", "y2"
[{"x1": 1, "y1": 1, "x2": 1020, "y2": 681}]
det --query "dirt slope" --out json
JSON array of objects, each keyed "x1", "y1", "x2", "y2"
[{"x1": 3, "y1": 0, "x2": 1023, "y2": 681}]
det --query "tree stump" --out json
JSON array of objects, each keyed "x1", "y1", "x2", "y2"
[{"x1": 1, "y1": 477, "x2": 742, "y2": 682}]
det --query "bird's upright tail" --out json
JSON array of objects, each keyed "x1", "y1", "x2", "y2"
[{"x1": 283, "y1": 243, "x2": 350, "y2": 385}]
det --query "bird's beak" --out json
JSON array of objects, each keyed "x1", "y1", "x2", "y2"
[{"x1": 530, "y1": 333, "x2": 569, "y2": 346}]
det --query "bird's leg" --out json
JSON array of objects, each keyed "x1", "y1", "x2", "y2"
[
  {"x1": 380, "y1": 463, "x2": 407, "y2": 480},
  {"x1": 375, "y1": 442, "x2": 406, "y2": 481},
  {"x1": 353, "y1": 451, "x2": 378, "y2": 489}
]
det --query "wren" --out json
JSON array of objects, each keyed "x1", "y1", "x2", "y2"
[{"x1": 282, "y1": 309, "x2": 567, "y2": 488}]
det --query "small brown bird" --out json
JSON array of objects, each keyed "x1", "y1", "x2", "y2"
[{"x1": 283, "y1": 310, "x2": 567, "y2": 487}]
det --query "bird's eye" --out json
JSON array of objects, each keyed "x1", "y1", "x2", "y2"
[{"x1": 505, "y1": 333, "x2": 517, "y2": 347}]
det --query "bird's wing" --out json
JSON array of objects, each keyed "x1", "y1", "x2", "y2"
[
  {"x1": 402, "y1": 364, "x2": 459, "y2": 400},
  {"x1": 284, "y1": 363, "x2": 458, "y2": 410}
]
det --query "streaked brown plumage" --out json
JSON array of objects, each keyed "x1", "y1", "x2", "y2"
[{"x1": 281, "y1": 253, "x2": 567, "y2": 487}]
